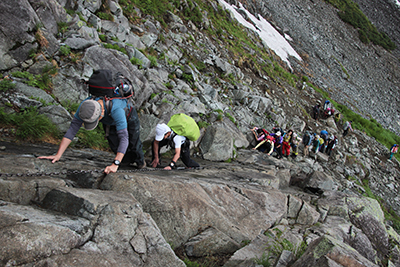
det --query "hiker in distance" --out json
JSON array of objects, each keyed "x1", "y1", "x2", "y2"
[
  {"x1": 389, "y1": 144, "x2": 398, "y2": 160},
  {"x1": 151, "y1": 123, "x2": 200, "y2": 170},
  {"x1": 38, "y1": 97, "x2": 146, "y2": 174},
  {"x1": 343, "y1": 120, "x2": 353, "y2": 137}
]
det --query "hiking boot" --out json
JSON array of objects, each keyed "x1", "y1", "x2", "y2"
[
  {"x1": 137, "y1": 161, "x2": 147, "y2": 169},
  {"x1": 130, "y1": 161, "x2": 147, "y2": 169}
]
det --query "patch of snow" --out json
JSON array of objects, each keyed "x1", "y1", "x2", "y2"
[{"x1": 219, "y1": 0, "x2": 302, "y2": 69}]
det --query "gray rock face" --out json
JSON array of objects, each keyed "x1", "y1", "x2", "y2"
[{"x1": 1, "y1": 0, "x2": 400, "y2": 265}]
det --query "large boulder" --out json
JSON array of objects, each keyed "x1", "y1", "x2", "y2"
[
  {"x1": 100, "y1": 170, "x2": 287, "y2": 249},
  {"x1": 0, "y1": 0, "x2": 38, "y2": 70},
  {"x1": 200, "y1": 124, "x2": 234, "y2": 161},
  {"x1": 291, "y1": 235, "x2": 378, "y2": 267}
]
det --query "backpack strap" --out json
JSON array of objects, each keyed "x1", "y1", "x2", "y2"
[{"x1": 167, "y1": 132, "x2": 177, "y2": 149}]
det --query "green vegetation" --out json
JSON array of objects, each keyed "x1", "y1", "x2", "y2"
[
  {"x1": 183, "y1": 258, "x2": 215, "y2": 267},
  {"x1": 99, "y1": 34, "x2": 107, "y2": 42},
  {"x1": 0, "y1": 79, "x2": 16, "y2": 92},
  {"x1": 12, "y1": 67, "x2": 57, "y2": 91},
  {"x1": 96, "y1": 12, "x2": 114, "y2": 21},
  {"x1": 148, "y1": 55, "x2": 158, "y2": 67},
  {"x1": 324, "y1": 0, "x2": 396, "y2": 50},
  {"x1": 75, "y1": 125, "x2": 109, "y2": 150},
  {"x1": 268, "y1": 229, "x2": 307, "y2": 260},
  {"x1": 130, "y1": 57, "x2": 143, "y2": 68},
  {"x1": 253, "y1": 251, "x2": 272, "y2": 267},
  {"x1": 119, "y1": 0, "x2": 174, "y2": 26},
  {"x1": 0, "y1": 107, "x2": 59, "y2": 141},
  {"x1": 362, "y1": 179, "x2": 400, "y2": 233},
  {"x1": 197, "y1": 120, "x2": 210, "y2": 129},
  {"x1": 57, "y1": 21, "x2": 69, "y2": 35},
  {"x1": 59, "y1": 45, "x2": 71, "y2": 56},
  {"x1": 103, "y1": 43, "x2": 127, "y2": 55},
  {"x1": 335, "y1": 103, "x2": 400, "y2": 161},
  {"x1": 61, "y1": 100, "x2": 80, "y2": 114}
]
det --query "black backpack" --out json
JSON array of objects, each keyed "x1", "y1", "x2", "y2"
[
  {"x1": 87, "y1": 69, "x2": 135, "y2": 136},
  {"x1": 87, "y1": 69, "x2": 134, "y2": 99}
]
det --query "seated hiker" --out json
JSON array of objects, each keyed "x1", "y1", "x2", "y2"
[
  {"x1": 389, "y1": 144, "x2": 399, "y2": 160},
  {"x1": 38, "y1": 97, "x2": 145, "y2": 174},
  {"x1": 282, "y1": 129, "x2": 293, "y2": 158},
  {"x1": 252, "y1": 134, "x2": 274, "y2": 155},
  {"x1": 151, "y1": 123, "x2": 200, "y2": 170},
  {"x1": 251, "y1": 127, "x2": 268, "y2": 151}
]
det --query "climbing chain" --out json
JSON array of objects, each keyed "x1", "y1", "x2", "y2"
[{"x1": 0, "y1": 166, "x2": 201, "y2": 178}]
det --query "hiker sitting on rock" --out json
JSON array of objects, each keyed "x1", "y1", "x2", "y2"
[
  {"x1": 251, "y1": 127, "x2": 270, "y2": 153},
  {"x1": 151, "y1": 123, "x2": 200, "y2": 170},
  {"x1": 38, "y1": 98, "x2": 145, "y2": 174},
  {"x1": 252, "y1": 133, "x2": 274, "y2": 155}
]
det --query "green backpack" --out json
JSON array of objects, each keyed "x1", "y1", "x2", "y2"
[{"x1": 167, "y1": 113, "x2": 200, "y2": 141}]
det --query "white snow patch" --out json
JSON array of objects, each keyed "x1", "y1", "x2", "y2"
[{"x1": 218, "y1": 0, "x2": 302, "y2": 69}]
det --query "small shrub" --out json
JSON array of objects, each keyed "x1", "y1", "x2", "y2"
[
  {"x1": 0, "y1": 107, "x2": 59, "y2": 141},
  {"x1": 148, "y1": 55, "x2": 158, "y2": 67},
  {"x1": 0, "y1": 79, "x2": 16, "y2": 92},
  {"x1": 103, "y1": 43, "x2": 127, "y2": 55},
  {"x1": 99, "y1": 34, "x2": 107, "y2": 42},
  {"x1": 197, "y1": 121, "x2": 210, "y2": 129},
  {"x1": 61, "y1": 100, "x2": 80, "y2": 113},
  {"x1": 59, "y1": 45, "x2": 71, "y2": 56},
  {"x1": 253, "y1": 251, "x2": 272, "y2": 267},
  {"x1": 75, "y1": 125, "x2": 109, "y2": 150},
  {"x1": 182, "y1": 73, "x2": 194, "y2": 84},
  {"x1": 130, "y1": 57, "x2": 143, "y2": 68},
  {"x1": 57, "y1": 22, "x2": 68, "y2": 35},
  {"x1": 97, "y1": 12, "x2": 114, "y2": 21}
]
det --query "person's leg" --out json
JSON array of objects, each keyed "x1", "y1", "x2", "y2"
[
  {"x1": 180, "y1": 140, "x2": 199, "y2": 167},
  {"x1": 282, "y1": 142, "x2": 288, "y2": 156},
  {"x1": 276, "y1": 145, "x2": 283, "y2": 159},
  {"x1": 126, "y1": 110, "x2": 144, "y2": 166}
]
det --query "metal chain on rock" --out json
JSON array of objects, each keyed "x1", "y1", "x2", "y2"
[{"x1": 0, "y1": 166, "x2": 200, "y2": 178}]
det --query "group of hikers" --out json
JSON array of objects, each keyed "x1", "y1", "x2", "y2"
[
  {"x1": 251, "y1": 126, "x2": 339, "y2": 159},
  {"x1": 312, "y1": 100, "x2": 337, "y2": 121},
  {"x1": 37, "y1": 68, "x2": 399, "y2": 172},
  {"x1": 39, "y1": 70, "x2": 200, "y2": 174}
]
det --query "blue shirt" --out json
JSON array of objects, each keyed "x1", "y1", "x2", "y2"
[
  {"x1": 74, "y1": 97, "x2": 128, "y2": 131},
  {"x1": 65, "y1": 97, "x2": 129, "y2": 154}
]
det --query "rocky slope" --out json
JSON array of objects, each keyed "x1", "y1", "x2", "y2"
[
  {"x1": 1, "y1": 0, "x2": 400, "y2": 266},
  {"x1": 240, "y1": 0, "x2": 400, "y2": 135}
]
